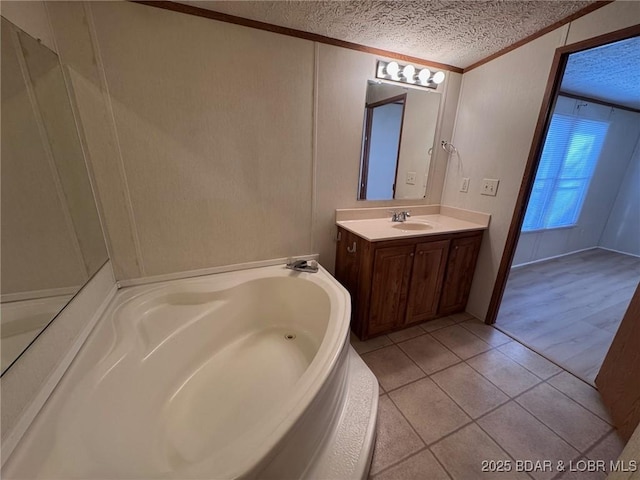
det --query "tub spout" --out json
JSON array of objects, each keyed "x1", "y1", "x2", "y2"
[{"x1": 286, "y1": 259, "x2": 319, "y2": 273}]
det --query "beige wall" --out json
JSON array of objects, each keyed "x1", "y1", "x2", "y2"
[
  {"x1": 10, "y1": 0, "x2": 632, "y2": 314},
  {"x1": 36, "y1": 1, "x2": 462, "y2": 281},
  {"x1": 45, "y1": 1, "x2": 144, "y2": 280},
  {"x1": 441, "y1": 1, "x2": 640, "y2": 319},
  {"x1": 0, "y1": 1, "x2": 56, "y2": 53},
  {"x1": 89, "y1": 2, "x2": 315, "y2": 277}
]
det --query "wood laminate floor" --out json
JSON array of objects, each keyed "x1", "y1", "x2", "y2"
[{"x1": 496, "y1": 248, "x2": 640, "y2": 386}]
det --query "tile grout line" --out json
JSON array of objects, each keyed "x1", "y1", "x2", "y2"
[
  {"x1": 495, "y1": 320, "x2": 602, "y2": 387},
  {"x1": 354, "y1": 313, "x2": 471, "y2": 356},
  {"x1": 371, "y1": 326, "x2": 525, "y2": 399},
  {"x1": 583, "y1": 427, "x2": 620, "y2": 457},
  {"x1": 462, "y1": 353, "x2": 547, "y2": 399},
  {"x1": 544, "y1": 374, "x2": 615, "y2": 426},
  {"x1": 381, "y1": 391, "x2": 431, "y2": 451},
  {"x1": 381, "y1": 345, "x2": 534, "y2": 470},
  {"x1": 370, "y1": 445, "x2": 454, "y2": 480},
  {"x1": 427, "y1": 445, "x2": 456, "y2": 480},
  {"x1": 493, "y1": 342, "x2": 565, "y2": 381},
  {"x1": 471, "y1": 413, "x2": 558, "y2": 480},
  {"x1": 366, "y1": 320, "x2": 615, "y2": 478},
  {"x1": 395, "y1": 325, "x2": 545, "y2": 405},
  {"x1": 356, "y1": 314, "x2": 622, "y2": 478},
  {"x1": 473, "y1": 398, "x2": 584, "y2": 477},
  {"x1": 512, "y1": 379, "x2": 614, "y2": 454}
]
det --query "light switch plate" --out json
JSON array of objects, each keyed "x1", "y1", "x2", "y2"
[
  {"x1": 460, "y1": 177, "x2": 470, "y2": 193},
  {"x1": 406, "y1": 171, "x2": 417, "y2": 185},
  {"x1": 481, "y1": 178, "x2": 499, "y2": 196}
]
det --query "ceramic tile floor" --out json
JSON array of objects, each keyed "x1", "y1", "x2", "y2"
[{"x1": 351, "y1": 313, "x2": 627, "y2": 480}]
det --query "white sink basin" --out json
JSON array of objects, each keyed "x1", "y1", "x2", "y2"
[{"x1": 391, "y1": 221, "x2": 432, "y2": 231}]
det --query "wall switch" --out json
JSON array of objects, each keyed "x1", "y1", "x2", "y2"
[
  {"x1": 460, "y1": 177, "x2": 470, "y2": 193},
  {"x1": 406, "y1": 171, "x2": 417, "y2": 185},
  {"x1": 481, "y1": 178, "x2": 499, "y2": 196}
]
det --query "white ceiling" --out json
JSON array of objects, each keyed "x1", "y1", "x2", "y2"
[
  {"x1": 181, "y1": 0, "x2": 595, "y2": 69},
  {"x1": 561, "y1": 36, "x2": 640, "y2": 110}
]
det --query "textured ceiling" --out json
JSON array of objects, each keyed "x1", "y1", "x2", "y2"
[
  {"x1": 181, "y1": 0, "x2": 596, "y2": 69},
  {"x1": 561, "y1": 36, "x2": 640, "y2": 110}
]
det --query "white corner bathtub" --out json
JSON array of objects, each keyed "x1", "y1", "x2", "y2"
[{"x1": 4, "y1": 264, "x2": 378, "y2": 479}]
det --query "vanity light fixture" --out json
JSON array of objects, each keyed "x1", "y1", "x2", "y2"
[{"x1": 376, "y1": 60, "x2": 445, "y2": 89}]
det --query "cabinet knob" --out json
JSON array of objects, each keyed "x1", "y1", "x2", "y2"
[{"x1": 410, "y1": 252, "x2": 414, "y2": 257}]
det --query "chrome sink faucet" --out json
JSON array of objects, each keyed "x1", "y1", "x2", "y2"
[{"x1": 390, "y1": 210, "x2": 411, "y2": 222}]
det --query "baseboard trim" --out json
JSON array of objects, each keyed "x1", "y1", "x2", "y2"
[{"x1": 511, "y1": 246, "x2": 598, "y2": 270}]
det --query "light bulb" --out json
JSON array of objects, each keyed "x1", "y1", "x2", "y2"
[
  {"x1": 402, "y1": 64, "x2": 415, "y2": 80},
  {"x1": 418, "y1": 68, "x2": 431, "y2": 84},
  {"x1": 386, "y1": 61, "x2": 400, "y2": 78},
  {"x1": 433, "y1": 71, "x2": 446, "y2": 84}
]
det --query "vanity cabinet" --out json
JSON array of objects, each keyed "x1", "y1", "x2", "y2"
[{"x1": 335, "y1": 227, "x2": 482, "y2": 340}]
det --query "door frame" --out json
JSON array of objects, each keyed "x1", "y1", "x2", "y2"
[
  {"x1": 359, "y1": 94, "x2": 407, "y2": 200},
  {"x1": 485, "y1": 23, "x2": 640, "y2": 325}
]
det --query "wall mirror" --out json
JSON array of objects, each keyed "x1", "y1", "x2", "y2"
[
  {"x1": 358, "y1": 80, "x2": 441, "y2": 200},
  {"x1": 1, "y1": 18, "x2": 108, "y2": 374}
]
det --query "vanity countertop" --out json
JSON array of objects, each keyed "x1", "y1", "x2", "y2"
[{"x1": 335, "y1": 205, "x2": 490, "y2": 242}]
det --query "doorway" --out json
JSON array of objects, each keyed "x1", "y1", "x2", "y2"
[
  {"x1": 488, "y1": 27, "x2": 640, "y2": 386},
  {"x1": 359, "y1": 94, "x2": 406, "y2": 200}
]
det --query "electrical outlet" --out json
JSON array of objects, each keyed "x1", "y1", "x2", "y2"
[
  {"x1": 481, "y1": 178, "x2": 499, "y2": 196},
  {"x1": 460, "y1": 177, "x2": 470, "y2": 193},
  {"x1": 406, "y1": 171, "x2": 417, "y2": 185}
]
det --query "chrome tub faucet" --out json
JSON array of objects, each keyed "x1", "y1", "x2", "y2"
[{"x1": 286, "y1": 259, "x2": 319, "y2": 273}]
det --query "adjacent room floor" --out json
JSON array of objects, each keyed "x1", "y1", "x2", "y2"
[
  {"x1": 495, "y1": 248, "x2": 640, "y2": 385},
  {"x1": 351, "y1": 313, "x2": 626, "y2": 480}
]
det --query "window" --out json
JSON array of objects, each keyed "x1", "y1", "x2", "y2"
[{"x1": 522, "y1": 113, "x2": 609, "y2": 231}]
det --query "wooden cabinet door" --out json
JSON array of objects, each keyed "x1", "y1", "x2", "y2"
[
  {"x1": 406, "y1": 239, "x2": 450, "y2": 324},
  {"x1": 368, "y1": 244, "x2": 415, "y2": 336},
  {"x1": 439, "y1": 233, "x2": 482, "y2": 315}
]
